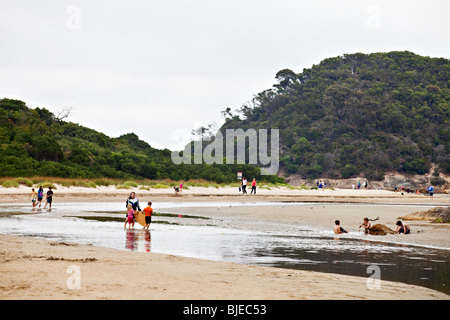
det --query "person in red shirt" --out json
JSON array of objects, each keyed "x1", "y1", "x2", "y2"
[
  {"x1": 142, "y1": 201, "x2": 153, "y2": 230},
  {"x1": 250, "y1": 178, "x2": 257, "y2": 194}
]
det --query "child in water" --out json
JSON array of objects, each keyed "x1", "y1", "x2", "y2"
[
  {"x1": 125, "y1": 203, "x2": 135, "y2": 229},
  {"x1": 359, "y1": 217, "x2": 371, "y2": 234},
  {"x1": 30, "y1": 188, "x2": 37, "y2": 208},
  {"x1": 142, "y1": 201, "x2": 153, "y2": 230},
  {"x1": 334, "y1": 220, "x2": 348, "y2": 234},
  {"x1": 395, "y1": 221, "x2": 411, "y2": 234}
]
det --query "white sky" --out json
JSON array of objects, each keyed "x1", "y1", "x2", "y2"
[{"x1": 1, "y1": 0, "x2": 449, "y2": 150}]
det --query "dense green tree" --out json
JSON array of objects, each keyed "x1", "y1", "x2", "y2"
[
  {"x1": 0, "y1": 98, "x2": 282, "y2": 183},
  {"x1": 219, "y1": 51, "x2": 450, "y2": 179}
]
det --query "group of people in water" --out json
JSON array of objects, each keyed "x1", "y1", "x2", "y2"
[
  {"x1": 29, "y1": 186, "x2": 54, "y2": 210},
  {"x1": 334, "y1": 218, "x2": 410, "y2": 235},
  {"x1": 124, "y1": 191, "x2": 153, "y2": 230}
]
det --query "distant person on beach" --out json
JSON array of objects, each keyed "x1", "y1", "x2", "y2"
[
  {"x1": 395, "y1": 221, "x2": 410, "y2": 234},
  {"x1": 250, "y1": 178, "x2": 257, "y2": 194},
  {"x1": 37, "y1": 186, "x2": 44, "y2": 208},
  {"x1": 30, "y1": 188, "x2": 37, "y2": 208},
  {"x1": 142, "y1": 201, "x2": 153, "y2": 230},
  {"x1": 173, "y1": 186, "x2": 180, "y2": 194},
  {"x1": 334, "y1": 220, "x2": 348, "y2": 234},
  {"x1": 242, "y1": 178, "x2": 247, "y2": 194},
  {"x1": 179, "y1": 183, "x2": 183, "y2": 194},
  {"x1": 359, "y1": 217, "x2": 371, "y2": 234},
  {"x1": 125, "y1": 203, "x2": 135, "y2": 229},
  {"x1": 44, "y1": 187, "x2": 53, "y2": 210},
  {"x1": 428, "y1": 185, "x2": 434, "y2": 199}
]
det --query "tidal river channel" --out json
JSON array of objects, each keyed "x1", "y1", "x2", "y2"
[{"x1": 0, "y1": 201, "x2": 448, "y2": 295}]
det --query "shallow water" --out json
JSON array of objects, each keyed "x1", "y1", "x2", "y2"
[{"x1": 0, "y1": 202, "x2": 449, "y2": 295}]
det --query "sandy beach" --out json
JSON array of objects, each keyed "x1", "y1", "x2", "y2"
[
  {"x1": 0, "y1": 185, "x2": 449, "y2": 300},
  {"x1": 1, "y1": 183, "x2": 449, "y2": 203}
]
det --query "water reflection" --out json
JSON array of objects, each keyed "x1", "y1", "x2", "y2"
[
  {"x1": 256, "y1": 236, "x2": 449, "y2": 294},
  {"x1": 125, "y1": 229, "x2": 152, "y2": 252}
]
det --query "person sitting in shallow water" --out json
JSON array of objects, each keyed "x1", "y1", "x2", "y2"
[
  {"x1": 334, "y1": 220, "x2": 348, "y2": 234},
  {"x1": 359, "y1": 217, "x2": 371, "y2": 234},
  {"x1": 395, "y1": 221, "x2": 411, "y2": 234}
]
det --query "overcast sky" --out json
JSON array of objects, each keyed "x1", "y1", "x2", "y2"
[{"x1": 1, "y1": 0, "x2": 449, "y2": 150}]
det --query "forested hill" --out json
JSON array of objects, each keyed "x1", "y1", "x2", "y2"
[
  {"x1": 220, "y1": 51, "x2": 450, "y2": 181},
  {"x1": 0, "y1": 98, "x2": 274, "y2": 183},
  {"x1": 1, "y1": 51, "x2": 449, "y2": 184}
]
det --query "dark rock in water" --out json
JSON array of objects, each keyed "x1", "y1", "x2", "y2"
[{"x1": 369, "y1": 224, "x2": 395, "y2": 236}]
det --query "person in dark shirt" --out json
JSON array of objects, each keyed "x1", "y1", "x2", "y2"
[{"x1": 44, "y1": 187, "x2": 54, "y2": 210}]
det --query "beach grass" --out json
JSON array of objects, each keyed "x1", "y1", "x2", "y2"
[
  {"x1": 1, "y1": 180, "x2": 20, "y2": 188},
  {"x1": 0, "y1": 176, "x2": 294, "y2": 190}
]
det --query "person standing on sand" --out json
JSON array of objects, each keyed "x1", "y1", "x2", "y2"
[
  {"x1": 44, "y1": 187, "x2": 53, "y2": 210},
  {"x1": 334, "y1": 220, "x2": 348, "y2": 234},
  {"x1": 428, "y1": 185, "x2": 434, "y2": 199},
  {"x1": 250, "y1": 178, "x2": 257, "y2": 194},
  {"x1": 242, "y1": 177, "x2": 247, "y2": 194}
]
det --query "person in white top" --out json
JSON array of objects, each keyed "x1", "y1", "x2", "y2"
[{"x1": 242, "y1": 178, "x2": 247, "y2": 194}]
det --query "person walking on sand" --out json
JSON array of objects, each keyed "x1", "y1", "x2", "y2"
[
  {"x1": 44, "y1": 187, "x2": 53, "y2": 210},
  {"x1": 125, "y1": 203, "x2": 135, "y2": 229},
  {"x1": 142, "y1": 201, "x2": 153, "y2": 230},
  {"x1": 250, "y1": 178, "x2": 257, "y2": 194},
  {"x1": 334, "y1": 220, "x2": 348, "y2": 234},
  {"x1": 30, "y1": 188, "x2": 37, "y2": 208}
]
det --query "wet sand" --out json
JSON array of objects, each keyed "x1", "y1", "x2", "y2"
[
  {"x1": 0, "y1": 234, "x2": 448, "y2": 300},
  {"x1": 0, "y1": 186, "x2": 449, "y2": 300}
]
